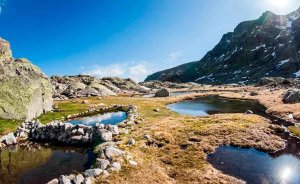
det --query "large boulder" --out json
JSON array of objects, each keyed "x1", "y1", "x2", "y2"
[
  {"x1": 154, "y1": 88, "x2": 170, "y2": 97},
  {"x1": 0, "y1": 38, "x2": 53, "y2": 120},
  {"x1": 283, "y1": 89, "x2": 300, "y2": 104}
]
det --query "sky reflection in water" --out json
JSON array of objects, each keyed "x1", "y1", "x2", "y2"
[{"x1": 68, "y1": 111, "x2": 127, "y2": 126}]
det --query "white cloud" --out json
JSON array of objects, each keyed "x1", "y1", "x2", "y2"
[
  {"x1": 83, "y1": 61, "x2": 151, "y2": 82},
  {"x1": 168, "y1": 51, "x2": 183, "y2": 62}
]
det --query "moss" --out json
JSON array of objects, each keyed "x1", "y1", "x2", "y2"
[{"x1": 288, "y1": 126, "x2": 300, "y2": 137}]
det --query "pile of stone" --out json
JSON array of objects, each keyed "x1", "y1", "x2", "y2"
[
  {"x1": 15, "y1": 121, "x2": 119, "y2": 144},
  {"x1": 48, "y1": 144, "x2": 138, "y2": 184}
]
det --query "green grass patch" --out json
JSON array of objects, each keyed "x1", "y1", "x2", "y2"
[
  {"x1": 38, "y1": 101, "x2": 89, "y2": 124},
  {"x1": 0, "y1": 118, "x2": 21, "y2": 135},
  {"x1": 288, "y1": 126, "x2": 300, "y2": 138}
]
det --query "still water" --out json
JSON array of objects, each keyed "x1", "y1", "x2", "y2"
[
  {"x1": 167, "y1": 95, "x2": 266, "y2": 116},
  {"x1": 0, "y1": 144, "x2": 96, "y2": 184},
  {"x1": 207, "y1": 146, "x2": 300, "y2": 184},
  {"x1": 68, "y1": 111, "x2": 127, "y2": 126}
]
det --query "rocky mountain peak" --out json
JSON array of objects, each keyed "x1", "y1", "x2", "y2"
[{"x1": 145, "y1": 7, "x2": 300, "y2": 84}]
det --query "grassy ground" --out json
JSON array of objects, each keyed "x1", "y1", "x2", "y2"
[
  {"x1": 0, "y1": 118, "x2": 21, "y2": 135},
  {"x1": 0, "y1": 95, "x2": 286, "y2": 183}
]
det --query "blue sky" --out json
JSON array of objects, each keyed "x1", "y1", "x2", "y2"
[{"x1": 0, "y1": 0, "x2": 299, "y2": 81}]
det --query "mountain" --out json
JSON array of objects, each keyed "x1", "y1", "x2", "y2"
[
  {"x1": 145, "y1": 8, "x2": 300, "y2": 84},
  {"x1": 0, "y1": 38, "x2": 53, "y2": 120}
]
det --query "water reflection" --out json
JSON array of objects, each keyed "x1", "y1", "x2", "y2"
[
  {"x1": 0, "y1": 144, "x2": 96, "y2": 184},
  {"x1": 207, "y1": 146, "x2": 300, "y2": 184},
  {"x1": 68, "y1": 111, "x2": 127, "y2": 126},
  {"x1": 168, "y1": 95, "x2": 266, "y2": 116}
]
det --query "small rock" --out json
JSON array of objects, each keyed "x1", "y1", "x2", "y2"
[
  {"x1": 59, "y1": 175, "x2": 71, "y2": 184},
  {"x1": 82, "y1": 100, "x2": 89, "y2": 104},
  {"x1": 109, "y1": 162, "x2": 121, "y2": 172},
  {"x1": 126, "y1": 138, "x2": 136, "y2": 146},
  {"x1": 102, "y1": 170, "x2": 110, "y2": 178},
  {"x1": 47, "y1": 178, "x2": 59, "y2": 184},
  {"x1": 143, "y1": 134, "x2": 151, "y2": 140},
  {"x1": 99, "y1": 130, "x2": 112, "y2": 142},
  {"x1": 73, "y1": 174, "x2": 84, "y2": 184},
  {"x1": 287, "y1": 114, "x2": 294, "y2": 120},
  {"x1": 96, "y1": 158, "x2": 110, "y2": 170},
  {"x1": 71, "y1": 135, "x2": 83, "y2": 141},
  {"x1": 104, "y1": 146, "x2": 124, "y2": 159},
  {"x1": 108, "y1": 125, "x2": 119, "y2": 135},
  {"x1": 250, "y1": 91, "x2": 259, "y2": 96},
  {"x1": 153, "y1": 108, "x2": 160, "y2": 112},
  {"x1": 129, "y1": 160, "x2": 138, "y2": 166},
  {"x1": 2, "y1": 133, "x2": 17, "y2": 145},
  {"x1": 83, "y1": 177, "x2": 92, "y2": 184},
  {"x1": 77, "y1": 128, "x2": 85, "y2": 135},
  {"x1": 84, "y1": 168, "x2": 103, "y2": 177},
  {"x1": 245, "y1": 110, "x2": 253, "y2": 114}
]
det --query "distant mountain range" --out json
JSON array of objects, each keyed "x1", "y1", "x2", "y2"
[{"x1": 145, "y1": 7, "x2": 300, "y2": 84}]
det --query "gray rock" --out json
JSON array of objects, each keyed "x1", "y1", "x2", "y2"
[
  {"x1": 83, "y1": 177, "x2": 92, "y2": 184},
  {"x1": 109, "y1": 162, "x2": 121, "y2": 172},
  {"x1": 71, "y1": 135, "x2": 83, "y2": 141},
  {"x1": 102, "y1": 170, "x2": 110, "y2": 178},
  {"x1": 283, "y1": 89, "x2": 300, "y2": 104},
  {"x1": 250, "y1": 91, "x2": 259, "y2": 96},
  {"x1": 96, "y1": 158, "x2": 110, "y2": 170},
  {"x1": 143, "y1": 134, "x2": 151, "y2": 140},
  {"x1": 99, "y1": 130, "x2": 113, "y2": 142},
  {"x1": 154, "y1": 88, "x2": 170, "y2": 97},
  {"x1": 77, "y1": 128, "x2": 85, "y2": 135},
  {"x1": 59, "y1": 175, "x2": 71, "y2": 184},
  {"x1": 108, "y1": 125, "x2": 119, "y2": 135},
  {"x1": 129, "y1": 160, "x2": 138, "y2": 166},
  {"x1": 2, "y1": 133, "x2": 17, "y2": 145},
  {"x1": 73, "y1": 174, "x2": 84, "y2": 184},
  {"x1": 126, "y1": 138, "x2": 136, "y2": 146},
  {"x1": 245, "y1": 110, "x2": 253, "y2": 114},
  {"x1": 0, "y1": 38, "x2": 53, "y2": 120},
  {"x1": 83, "y1": 168, "x2": 103, "y2": 177},
  {"x1": 47, "y1": 178, "x2": 59, "y2": 184},
  {"x1": 104, "y1": 146, "x2": 124, "y2": 159}
]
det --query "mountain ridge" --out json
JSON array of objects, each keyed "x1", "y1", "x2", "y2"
[{"x1": 145, "y1": 7, "x2": 300, "y2": 84}]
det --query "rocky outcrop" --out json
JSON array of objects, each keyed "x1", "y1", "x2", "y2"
[
  {"x1": 0, "y1": 38, "x2": 53, "y2": 120},
  {"x1": 146, "y1": 7, "x2": 300, "y2": 84},
  {"x1": 258, "y1": 77, "x2": 300, "y2": 88},
  {"x1": 51, "y1": 75, "x2": 149, "y2": 100},
  {"x1": 283, "y1": 89, "x2": 300, "y2": 104},
  {"x1": 140, "y1": 80, "x2": 198, "y2": 89}
]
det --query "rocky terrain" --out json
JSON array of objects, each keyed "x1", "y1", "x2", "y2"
[
  {"x1": 146, "y1": 7, "x2": 300, "y2": 84},
  {"x1": 140, "y1": 80, "x2": 198, "y2": 89},
  {"x1": 52, "y1": 75, "x2": 149, "y2": 100},
  {"x1": 0, "y1": 38, "x2": 53, "y2": 120}
]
